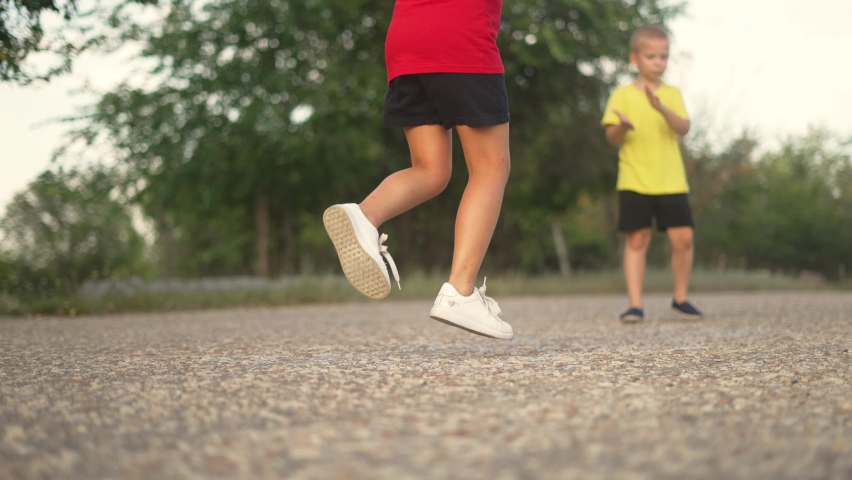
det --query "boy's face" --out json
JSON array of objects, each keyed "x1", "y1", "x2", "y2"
[{"x1": 630, "y1": 38, "x2": 669, "y2": 81}]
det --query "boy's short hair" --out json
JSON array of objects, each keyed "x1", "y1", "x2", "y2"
[{"x1": 630, "y1": 25, "x2": 669, "y2": 52}]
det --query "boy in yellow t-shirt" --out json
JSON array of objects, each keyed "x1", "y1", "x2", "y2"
[{"x1": 601, "y1": 25, "x2": 702, "y2": 323}]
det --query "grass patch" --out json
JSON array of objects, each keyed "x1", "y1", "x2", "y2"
[
  {"x1": 2, "y1": 269, "x2": 847, "y2": 317},
  {"x1": 398, "y1": 268, "x2": 844, "y2": 299}
]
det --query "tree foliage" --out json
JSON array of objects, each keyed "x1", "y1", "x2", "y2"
[
  {"x1": 689, "y1": 129, "x2": 852, "y2": 278},
  {"x1": 4, "y1": 0, "x2": 850, "y2": 304},
  {"x1": 66, "y1": 0, "x2": 681, "y2": 276},
  {"x1": 0, "y1": 0, "x2": 157, "y2": 84},
  {"x1": 561, "y1": 128, "x2": 852, "y2": 280},
  {"x1": 0, "y1": 166, "x2": 148, "y2": 296},
  {"x1": 0, "y1": 0, "x2": 78, "y2": 82}
]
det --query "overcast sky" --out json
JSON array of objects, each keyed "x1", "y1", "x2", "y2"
[{"x1": 2, "y1": 0, "x2": 851, "y2": 216}]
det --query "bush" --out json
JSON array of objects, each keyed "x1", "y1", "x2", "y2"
[{"x1": 0, "y1": 166, "x2": 150, "y2": 299}]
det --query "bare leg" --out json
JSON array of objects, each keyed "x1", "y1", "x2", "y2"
[
  {"x1": 624, "y1": 228, "x2": 652, "y2": 308},
  {"x1": 668, "y1": 227, "x2": 694, "y2": 303},
  {"x1": 359, "y1": 125, "x2": 452, "y2": 228},
  {"x1": 447, "y1": 123, "x2": 511, "y2": 296}
]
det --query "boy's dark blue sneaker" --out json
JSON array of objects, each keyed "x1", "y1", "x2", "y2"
[
  {"x1": 620, "y1": 307, "x2": 644, "y2": 323},
  {"x1": 671, "y1": 300, "x2": 702, "y2": 321}
]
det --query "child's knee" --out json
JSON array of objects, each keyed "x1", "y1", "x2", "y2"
[
  {"x1": 491, "y1": 153, "x2": 511, "y2": 178},
  {"x1": 436, "y1": 167, "x2": 452, "y2": 192},
  {"x1": 468, "y1": 153, "x2": 510, "y2": 183},
  {"x1": 422, "y1": 165, "x2": 451, "y2": 194},
  {"x1": 499, "y1": 156, "x2": 511, "y2": 182},
  {"x1": 669, "y1": 228, "x2": 694, "y2": 252},
  {"x1": 483, "y1": 156, "x2": 511, "y2": 186},
  {"x1": 626, "y1": 230, "x2": 651, "y2": 251},
  {"x1": 669, "y1": 227, "x2": 694, "y2": 251}
]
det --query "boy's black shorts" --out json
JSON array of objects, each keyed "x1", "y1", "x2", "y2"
[
  {"x1": 383, "y1": 73, "x2": 510, "y2": 130},
  {"x1": 618, "y1": 191, "x2": 694, "y2": 232}
]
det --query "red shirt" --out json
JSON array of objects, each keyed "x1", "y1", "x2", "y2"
[{"x1": 385, "y1": 0, "x2": 505, "y2": 82}]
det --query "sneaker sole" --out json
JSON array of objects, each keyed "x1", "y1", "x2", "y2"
[
  {"x1": 323, "y1": 206, "x2": 390, "y2": 300},
  {"x1": 429, "y1": 305, "x2": 513, "y2": 340},
  {"x1": 620, "y1": 314, "x2": 644, "y2": 323},
  {"x1": 671, "y1": 308, "x2": 702, "y2": 321}
]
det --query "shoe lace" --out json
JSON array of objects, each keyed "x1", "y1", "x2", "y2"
[
  {"x1": 378, "y1": 233, "x2": 401, "y2": 290},
  {"x1": 477, "y1": 277, "x2": 501, "y2": 317}
]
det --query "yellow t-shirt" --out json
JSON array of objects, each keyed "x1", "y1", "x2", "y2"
[{"x1": 601, "y1": 83, "x2": 690, "y2": 194}]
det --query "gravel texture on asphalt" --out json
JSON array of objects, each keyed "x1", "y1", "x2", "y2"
[{"x1": 1, "y1": 292, "x2": 851, "y2": 479}]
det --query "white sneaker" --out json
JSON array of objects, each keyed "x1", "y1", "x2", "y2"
[
  {"x1": 429, "y1": 279, "x2": 513, "y2": 340},
  {"x1": 323, "y1": 204, "x2": 400, "y2": 300}
]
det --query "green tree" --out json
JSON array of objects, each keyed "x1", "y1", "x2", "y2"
[
  {"x1": 0, "y1": 0, "x2": 156, "y2": 84},
  {"x1": 435, "y1": 0, "x2": 682, "y2": 271},
  {"x1": 0, "y1": 166, "x2": 148, "y2": 296},
  {"x1": 66, "y1": 0, "x2": 681, "y2": 277},
  {"x1": 0, "y1": 0, "x2": 79, "y2": 82},
  {"x1": 688, "y1": 128, "x2": 852, "y2": 279},
  {"x1": 67, "y1": 0, "x2": 411, "y2": 277},
  {"x1": 745, "y1": 130, "x2": 852, "y2": 277}
]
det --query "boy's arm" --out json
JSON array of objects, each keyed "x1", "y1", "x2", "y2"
[
  {"x1": 659, "y1": 105, "x2": 691, "y2": 136},
  {"x1": 602, "y1": 89, "x2": 632, "y2": 146},
  {"x1": 645, "y1": 86, "x2": 690, "y2": 136},
  {"x1": 605, "y1": 110, "x2": 634, "y2": 146}
]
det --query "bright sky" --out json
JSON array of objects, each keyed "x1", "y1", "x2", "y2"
[{"x1": 2, "y1": 0, "x2": 851, "y2": 217}]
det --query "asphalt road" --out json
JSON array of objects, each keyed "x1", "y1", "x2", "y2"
[{"x1": 2, "y1": 291, "x2": 851, "y2": 479}]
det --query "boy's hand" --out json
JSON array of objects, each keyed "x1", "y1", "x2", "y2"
[
  {"x1": 645, "y1": 86, "x2": 663, "y2": 112},
  {"x1": 614, "y1": 110, "x2": 634, "y2": 130},
  {"x1": 643, "y1": 85, "x2": 691, "y2": 136}
]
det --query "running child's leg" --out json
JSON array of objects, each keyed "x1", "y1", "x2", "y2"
[
  {"x1": 323, "y1": 125, "x2": 452, "y2": 300},
  {"x1": 624, "y1": 228, "x2": 652, "y2": 308},
  {"x1": 428, "y1": 122, "x2": 513, "y2": 340},
  {"x1": 359, "y1": 125, "x2": 452, "y2": 228},
  {"x1": 448, "y1": 123, "x2": 511, "y2": 296}
]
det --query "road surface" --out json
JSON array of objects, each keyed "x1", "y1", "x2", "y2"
[{"x1": 2, "y1": 292, "x2": 851, "y2": 479}]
